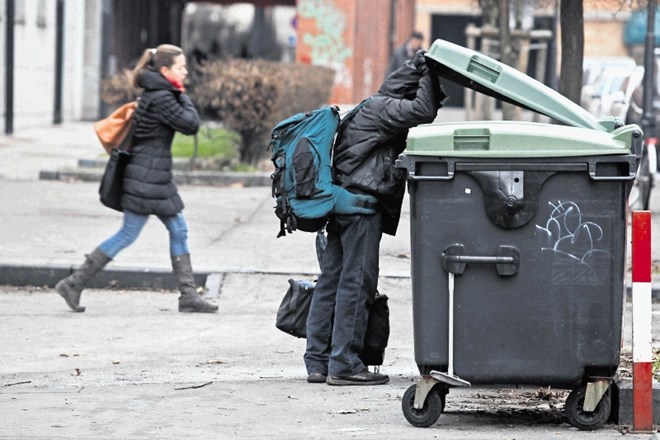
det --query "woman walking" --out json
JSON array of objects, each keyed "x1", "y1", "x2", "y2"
[{"x1": 56, "y1": 44, "x2": 217, "y2": 314}]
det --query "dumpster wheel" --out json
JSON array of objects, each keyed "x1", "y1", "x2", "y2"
[
  {"x1": 402, "y1": 384, "x2": 445, "y2": 427},
  {"x1": 564, "y1": 384, "x2": 611, "y2": 430}
]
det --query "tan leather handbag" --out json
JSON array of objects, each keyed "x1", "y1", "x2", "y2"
[{"x1": 93, "y1": 101, "x2": 137, "y2": 154}]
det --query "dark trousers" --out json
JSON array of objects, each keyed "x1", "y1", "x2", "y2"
[{"x1": 304, "y1": 212, "x2": 382, "y2": 376}]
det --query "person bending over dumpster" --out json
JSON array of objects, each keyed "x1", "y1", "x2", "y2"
[{"x1": 304, "y1": 51, "x2": 446, "y2": 386}]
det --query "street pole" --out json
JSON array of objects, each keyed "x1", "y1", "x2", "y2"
[
  {"x1": 632, "y1": 211, "x2": 653, "y2": 433},
  {"x1": 53, "y1": 0, "x2": 65, "y2": 125},
  {"x1": 5, "y1": 0, "x2": 14, "y2": 135},
  {"x1": 642, "y1": 0, "x2": 656, "y2": 141},
  {"x1": 388, "y1": 0, "x2": 396, "y2": 61}
]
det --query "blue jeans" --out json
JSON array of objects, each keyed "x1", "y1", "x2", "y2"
[
  {"x1": 98, "y1": 210, "x2": 190, "y2": 258},
  {"x1": 304, "y1": 212, "x2": 382, "y2": 377}
]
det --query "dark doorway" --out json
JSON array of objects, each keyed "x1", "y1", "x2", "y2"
[{"x1": 107, "y1": 0, "x2": 184, "y2": 75}]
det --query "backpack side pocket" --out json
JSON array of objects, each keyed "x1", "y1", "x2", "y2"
[{"x1": 292, "y1": 138, "x2": 317, "y2": 198}]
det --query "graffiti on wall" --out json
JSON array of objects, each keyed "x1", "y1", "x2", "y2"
[{"x1": 298, "y1": 0, "x2": 353, "y2": 89}]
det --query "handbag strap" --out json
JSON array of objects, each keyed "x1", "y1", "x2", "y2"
[{"x1": 124, "y1": 95, "x2": 152, "y2": 151}]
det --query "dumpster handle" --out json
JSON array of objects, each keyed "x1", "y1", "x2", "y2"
[
  {"x1": 405, "y1": 160, "x2": 455, "y2": 181},
  {"x1": 408, "y1": 174, "x2": 454, "y2": 181},
  {"x1": 588, "y1": 160, "x2": 636, "y2": 181},
  {"x1": 588, "y1": 173, "x2": 636, "y2": 181},
  {"x1": 441, "y1": 244, "x2": 519, "y2": 276},
  {"x1": 447, "y1": 255, "x2": 514, "y2": 264},
  {"x1": 408, "y1": 171, "x2": 455, "y2": 181}
]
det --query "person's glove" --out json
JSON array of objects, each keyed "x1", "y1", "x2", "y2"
[
  {"x1": 412, "y1": 49, "x2": 428, "y2": 75},
  {"x1": 331, "y1": 186, "x2": 378, "y2": 215}
]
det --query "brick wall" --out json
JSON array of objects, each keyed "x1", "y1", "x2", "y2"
[{"x1": 296, "y1": 0, "x2": 415, "y2": 104}]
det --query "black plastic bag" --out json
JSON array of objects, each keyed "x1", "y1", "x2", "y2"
[
  {"x1": 275, "y1": 277, "x2": 390, "y2": 366},
  {"x1": 275, "y1": 279, "x2": 315, "y2": 338},
  {"x1": 99, "y1": 149, "x2": 130, "y2": 212},
  {"x1": 359, "y1": 292, "x2": 390, "y2": 366}
]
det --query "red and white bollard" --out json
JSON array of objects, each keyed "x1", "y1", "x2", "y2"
[{"x1": 632, "y1": 210, "x2": 654, "y2": 432}]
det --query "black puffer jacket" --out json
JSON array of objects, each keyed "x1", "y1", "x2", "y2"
[
  {"x1": 121, "y1": 69, "x2": 199, "y2": 216},
  {"x1": 333, "y1": 60, "x2": 443, "y2": 235}
]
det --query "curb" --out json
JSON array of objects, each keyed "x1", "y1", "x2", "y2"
[
  {"x1": 0, "y1": 264, "x2": 336, "y2": 293},
  {"x1": 1, "y1": 263, "x2": 659, "y2": 299},
  {"x1": 613, "y1": 378, "x2": 660, "y2": 426},
  {"x1": 39, "y1": 168, "x2": 272, "y2": 187},
  {"x1": 0, "y1": 264, "x2": 202, "y2": 291}
]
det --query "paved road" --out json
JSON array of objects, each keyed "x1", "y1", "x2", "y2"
[{"x1": 1, "y1": 277, "x2": 657, "y2": 440}]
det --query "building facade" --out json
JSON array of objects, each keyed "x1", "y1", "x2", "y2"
[
  {"x1": 0, "y1": 0, "x2": 643, "y2": 132},
  {"x1": 1, "y1": 0, "x2": 104, "y2": 132}
]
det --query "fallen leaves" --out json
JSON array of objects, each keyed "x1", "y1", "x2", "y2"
[{"x1": 619, "y1": 347, "x2": 660, "y2": 381}]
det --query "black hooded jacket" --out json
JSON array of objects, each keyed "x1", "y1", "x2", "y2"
[
  {"x1": 121, "y1": 69, "x2": 200, "y2": 216},
  {"x1": 333, "y1": 60, "x2": 443, "y2": 235}
]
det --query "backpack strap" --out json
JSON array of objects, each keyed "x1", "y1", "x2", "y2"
[
  {"x1": 336, "y1": 98, "x2": 372, "y2": 141},
  {"x1": 277, "y1": 198, "x2": 297, "y2": 238},
  {"x1": 332, "y1": 98, "x2": 372, "y2": 177},
  {"x1": 123, "y1": 95, "x2": 153, "y2": 151}
]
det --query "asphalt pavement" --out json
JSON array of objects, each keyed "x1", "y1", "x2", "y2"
[{"x1": 0, "y1": 120, "x2": 659, "y2": 439}]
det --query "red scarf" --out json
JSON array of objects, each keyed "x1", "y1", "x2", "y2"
[{"x1": 162, "y1": 71, "x2": 185, "y2": 92}]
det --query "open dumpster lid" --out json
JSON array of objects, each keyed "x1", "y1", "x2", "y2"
[{"x1": 425, "y1": 39, "x2": 606, "y2": 131}]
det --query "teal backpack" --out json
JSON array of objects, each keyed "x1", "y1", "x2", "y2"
[{"x1": 269, "y1": 102, "x2": 373, "y2": 237}]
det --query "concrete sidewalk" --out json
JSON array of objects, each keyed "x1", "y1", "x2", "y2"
[
  {"x1": 0, "y1": 123, "x2": 411, "y2": 277},
  {"x1": 0, "y1": 122, "x2": 658, "y2": 289}
]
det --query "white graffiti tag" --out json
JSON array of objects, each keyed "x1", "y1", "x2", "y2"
[{"x1": 535, "y1": 200, "x2": 612, "y2": 266}]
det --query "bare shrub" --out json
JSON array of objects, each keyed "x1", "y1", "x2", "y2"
[
  {"x1": 99, "y1": 60, "x2": 336, "y2": 165},
  {"x1": 100, "y1": 69, "x2": 140, "y2": 107},
  {"x1": 191, "y1": 59, "x2": 335, "y2": 165}
]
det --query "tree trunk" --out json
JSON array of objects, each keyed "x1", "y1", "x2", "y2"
[
  {"x1": 558, "y1": 0, "x2": 584, "y2": 104},
  {"x1": 499, "y1": 0, "x2": 516, "y2": 120},
  {"x1": 239, "y1": 129, "x2": 268, "y2": 166}
]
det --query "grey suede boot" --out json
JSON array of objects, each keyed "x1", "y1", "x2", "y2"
[
  {"x1": 56, "y1": 248, "x2": 111, "y2": 312},
  {"x1": 172, "y1": 254, "x2": 218, "y2": 313}
]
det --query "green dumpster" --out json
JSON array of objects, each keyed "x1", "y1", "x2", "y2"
[{"x1": 398, "y1": 39, "x2": 643, "y2": 430}]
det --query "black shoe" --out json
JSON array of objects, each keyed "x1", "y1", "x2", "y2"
[
  {"x1": 307, "y1": 372, "x2": 327, "y2": 383},
  {"x1": 326, "y1": 371, "x2": 389, "y2": 386}
]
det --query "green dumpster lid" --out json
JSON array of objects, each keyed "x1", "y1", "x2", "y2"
[
  {"x1": 426, "y1": 39, "x2": 606, "y2": 131},
  {"x1": 405, "y1": 120, "x2": 639, "y2": 157}
]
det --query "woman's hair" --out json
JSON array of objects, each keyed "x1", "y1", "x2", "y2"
[{"x1": 131, "y1": 44, "x2": 183, "y2": 87}]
